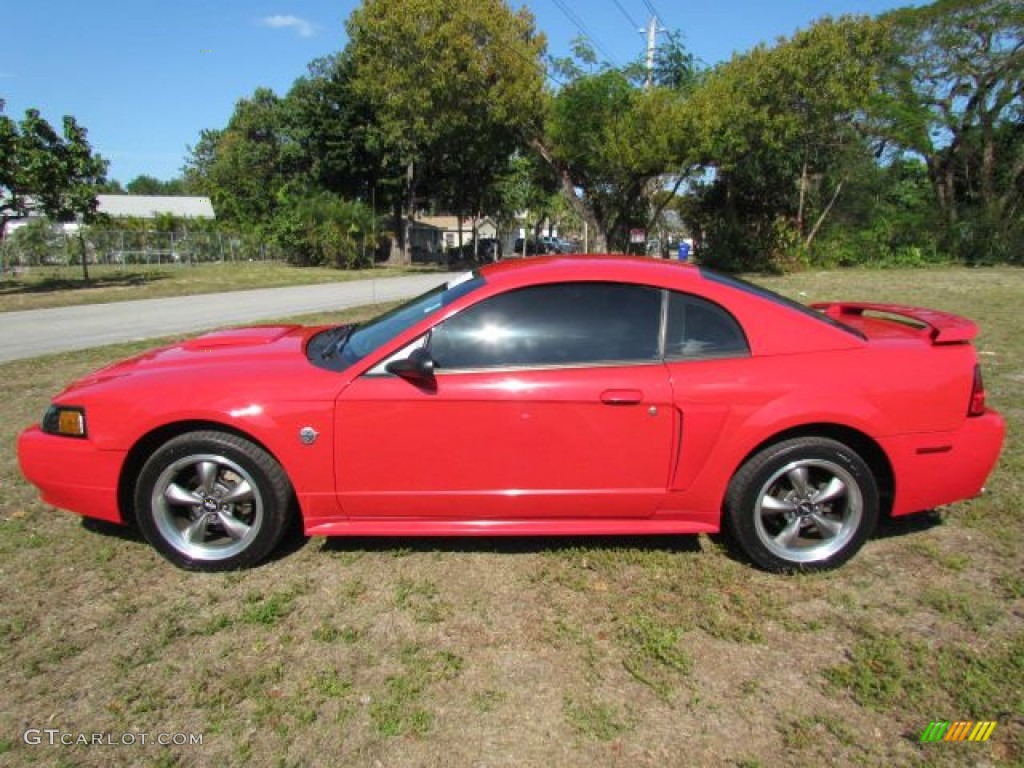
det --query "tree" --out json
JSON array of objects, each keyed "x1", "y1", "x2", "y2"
[
  {"x1": 487, "y1": 152, "x2": 561, "y2": 254},
  {"x1": 284, "y1": 55, "x2": 391, "y2": 202},
  {"x1": 685, "y1": 15, "x2": 889, "y2": 269},
  {"x1": 346, "y1": 0, "x2": 547, "y2": 262},
  {"x1": 7, "y1": 108, "x2": 107, "y2": 279},
  {"x1": 271, "y1": 192, "x2": 379, "y2": 268},
  {"x1": 877, "y1": 0, "x2": 1024, "y2": 261},
  {"x1": 534, "y1": 48, "x2": 696, "y2": 252},
  {"x1": 0, "y1": 99, "x2": 24, "y2": 244},
  {"x1": 125, "y1": 175, "x2": 186, "y2": 196},
  {"x1": 182, "y1": 89, "x2": 295, "y2": 228}
]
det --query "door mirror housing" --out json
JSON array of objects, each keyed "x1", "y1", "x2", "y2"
[{"x1": 385, "y1": 347, "x2": 436, "y2": 385}]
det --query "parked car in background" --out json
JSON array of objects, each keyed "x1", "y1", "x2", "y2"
[
  {"x1": 512, "y1": 237, "x2": 553, "y2": 256},
  {"x1": 18, "y1": 256, "x2": 1004, "y2": 573},
  {"x1": 477, "y1": 238, "x2": 502, "y2": 262}
]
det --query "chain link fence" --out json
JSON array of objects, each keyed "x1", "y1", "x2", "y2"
[{"x1": 0, "y1": 228, "x2": 286, "y2": 268}]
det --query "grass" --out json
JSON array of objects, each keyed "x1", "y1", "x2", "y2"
[
  {"x1": 0, "y1": 265, "x2": 1020, "y2": 767},
  {"x1": 0, "y1": 260, "x2": 436, "y2": 313}
]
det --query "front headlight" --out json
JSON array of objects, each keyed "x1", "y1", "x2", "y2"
[{"x1": 41, "y1": 405, "x2": 88, "y2": 438}]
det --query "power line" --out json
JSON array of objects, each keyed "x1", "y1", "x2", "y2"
[
  {"x1": 609, "y1": 0, "x2": 640, "y2": 29},
  {"x1": 551, "y1": 0, "x2": 619, "y2": 66},
  {"x1": 639, "y1": 0, "x2": 666, "y2": 25}
]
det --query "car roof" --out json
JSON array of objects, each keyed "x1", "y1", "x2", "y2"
[{"x1": 478, "y1": 254, "x2": 702, "y2": 287}]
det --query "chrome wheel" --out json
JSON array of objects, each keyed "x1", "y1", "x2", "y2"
[
  {"x1": 753, "y1": 459, "x2": 862, "y2": 563},
  {"x1": 725, "y1": 437, "x2": 879, "y2": 572},
  {"x1": 151, "y1": 453, "x2": 264, "y2": 561}
]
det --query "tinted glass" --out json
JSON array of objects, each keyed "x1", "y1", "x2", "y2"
[
  {"x1": 700, "y1": 267, "x2": 865, "y2": 339},
  {"x1": 308, "y1": 272, "x2": 485, "y2": 371},
  {"x1": 430, "y1": 282, "x2": 662, "y2": 369},
  {"x1": 665, "y1": 293, "x2": 749, "y2": 359}
]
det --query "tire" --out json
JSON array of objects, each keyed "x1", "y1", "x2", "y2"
[
  {"x1": 725, "y1": 437, "x2": 879, "y2": 572},
  {"x1": 134, "y1": 431, "x2": 294, "y2": 571}
]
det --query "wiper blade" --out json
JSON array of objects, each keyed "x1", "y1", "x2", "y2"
[{"x1": 320, "y1": 324, "x2": 356, "y2": 360}]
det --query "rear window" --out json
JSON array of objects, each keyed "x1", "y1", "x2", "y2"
[{"x1": 700, "y1": 268, "x2": 866, "y2": 340}]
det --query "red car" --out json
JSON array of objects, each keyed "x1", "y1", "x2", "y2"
[{"x1": 18, "y1": 257, "x2": 1005, "y2": 572}]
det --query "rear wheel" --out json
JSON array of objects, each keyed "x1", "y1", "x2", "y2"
[
  {"x1": 134, "y1": 431, "x2": 293, "y2": 571},
  {"x1": 725, "y1": 437, "x2": 878, "y2": 572}
]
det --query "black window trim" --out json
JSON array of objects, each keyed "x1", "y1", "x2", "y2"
[{"x1": 414, "y1": 282, "x2": 750, "y2": 374}]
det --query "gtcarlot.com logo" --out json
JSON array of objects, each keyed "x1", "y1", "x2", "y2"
[
  {"x1": 23, "y1": 729, "x2": 203, "y2": 747},
  {"x1": 920, "y1": 721, "x2": 997, "y2": 743}
]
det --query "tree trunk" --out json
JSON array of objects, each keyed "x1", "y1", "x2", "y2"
[
  {"x1": 805, "y1": 179, "x2": 844, "y2": 250},
  {"x1": 78, "y1": 228, "x2": 90, "y2": 282},
  {"x1": 644, "y1": 172, "x2": 686, "y2": 240},
  {"x1": 529, "y1": 138, "x2": 607, "y2": 253},
  {"x1": 388, "y1": 198, "x2": 404, "y2": 264},
  {"x1": 796, "y1": 156, "x2": 809, "y2": 237},
  {"x1": 402, "y1": 159, "x2": 415, "y2": 265}
]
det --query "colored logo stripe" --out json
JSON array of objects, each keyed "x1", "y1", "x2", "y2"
[
  {"x1": 969, "y1": 722, "x2": 997, "y2": 742},
  {"x1": 921, "y1": 721, "x2": 949, "y2": 742},
  {"x1": 945, "y1": 721, "x2": 973, "y2": 741},
  {"x1": 920, "y1": 721, "x2": 996, "y2": 742}
]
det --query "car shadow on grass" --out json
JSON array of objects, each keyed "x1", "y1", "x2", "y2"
[
  {"x1": 81, "y1": 514, "x2": 317, "y2": 567},
  {"x1": 874, "y1": 508, "x2": 945, "y2": 539},
  {"x1": 80, "y1": 516, "x2": 145, "y2": 542},
  {"x1": 77, "y1": 513, "x2": 942, "y2": 571},
  {"x1": 319, "y1": 533, "x2": 704, "y2": 558}
]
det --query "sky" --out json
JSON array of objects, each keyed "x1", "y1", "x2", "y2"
[{"x1": 1, "y1": 0, "x2": 923, "y2": 184}]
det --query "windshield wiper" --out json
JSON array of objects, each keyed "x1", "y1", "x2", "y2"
[{"x1": 320, "y1": 323, "x2": 357, "y2": 360}]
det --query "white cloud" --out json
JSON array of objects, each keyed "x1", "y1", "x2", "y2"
[{"x1": 259, "y1": 14, "x2": 317, "y2": 38}]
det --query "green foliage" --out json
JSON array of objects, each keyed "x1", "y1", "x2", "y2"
[
  {"x1": 1, "y1": 104, "x2": 107, "y2": 267},
  {"x1": 125, "y1": 175, "x2": 186, "y2": 196},
  {"x1": 877, "y1": 0, "x2": 1024, "y2": 263},
  {"x1": 809, "y1": 155, "x2": 948, "y2": 268},
  {"x1": 346, "y1": 0, "x2": 547, "y2": 260},
  {"x1": 540, "y1": 56, "x2": 695, "y2": 251},
  {"x1": 271, "y1": 193, "x2": 378, "y2": 268},
  {"x1": 187, "y1": 88, "x2": 294, "y2": 227},
  {"x1": 172, "y1": 0, "x2": 1022, "y2": 271},
  {"x1": 686, "y1": 15, "x2": 890, "y2": 271},
  {"x1": 0, "y1": 219, "x2": 66, "y2": 266},
  {"x1": 284, "y1": 54, "x2": 391, "y2": 203}
]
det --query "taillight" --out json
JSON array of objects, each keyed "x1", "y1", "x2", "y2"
[{"x1": 968, "y1": 364, "x2": 986, "y2": 417}]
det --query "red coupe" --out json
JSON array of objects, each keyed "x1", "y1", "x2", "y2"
[{"x1": 18, "y1": 256, "x2": 1005, "y2": 572}]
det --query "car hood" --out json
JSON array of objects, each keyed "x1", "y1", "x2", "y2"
[{"x1": 59, "y1": 325, "x2": 328, "y2": 394}]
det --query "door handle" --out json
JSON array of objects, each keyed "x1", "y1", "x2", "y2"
[{"x1": 600, "y1": 389, "x2": 643, "y2": 405}]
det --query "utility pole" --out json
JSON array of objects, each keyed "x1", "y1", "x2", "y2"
[{"x1": 643, "y1": 15, "x2": 665, "y2": 90}]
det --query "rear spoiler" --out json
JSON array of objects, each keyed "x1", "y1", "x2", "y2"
[{"x1": 811, "y1": 302, "x2": 977, "y2": 344}]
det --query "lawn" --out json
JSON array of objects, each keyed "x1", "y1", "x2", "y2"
[
  {"x1": 0, "y1": 261, "x2": 436, "y2": 313},
  {"x1": 0, "y1": 266, "x2": 1020, "y2": 767}
]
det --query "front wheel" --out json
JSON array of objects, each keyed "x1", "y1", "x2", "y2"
[
  {"x1": 134, "y1": 431, "x2": 294, "y2": 571},
  {"x1": 725, "y1": 437, "x2": 879, "y2": 572}
]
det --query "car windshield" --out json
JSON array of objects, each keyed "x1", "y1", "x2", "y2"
[{"x1": 320, "y1": 271, "x2": 485, "y2": 370}]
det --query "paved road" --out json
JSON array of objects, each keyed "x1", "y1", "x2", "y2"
[{"x1": 0, "y1": 272, "x2": 457, "y2": 363}]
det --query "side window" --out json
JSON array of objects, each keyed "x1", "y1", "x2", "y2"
[
  {"x1": 665, "y1": 292, "x2": 749, "y2": 359},
  {"x1": 430, "y1": 282, "x2": 662, "y2": 369}
]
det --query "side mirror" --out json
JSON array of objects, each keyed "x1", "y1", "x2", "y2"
[{"x1": 385, "y1": 347, "x2": 436, "y2": 385}]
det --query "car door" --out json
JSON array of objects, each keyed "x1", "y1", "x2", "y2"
[{"x1": 335, "y1": 282, "x2": 678, "y2": 519}]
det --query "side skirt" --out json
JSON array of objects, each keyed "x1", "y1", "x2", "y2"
[{"x1": 305, "y1": 517, "x2": 719, "y2": 538}]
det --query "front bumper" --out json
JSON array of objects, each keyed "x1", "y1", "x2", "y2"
[{"x1": 17, "y1": 426, "x2": 127, "y2": 524}]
